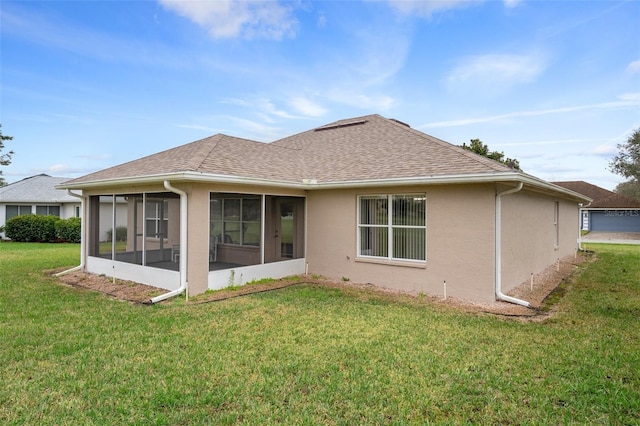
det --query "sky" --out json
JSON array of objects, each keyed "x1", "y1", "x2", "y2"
[{"x1": 1, "y1": 0, "x2": 639, "y2": 190}]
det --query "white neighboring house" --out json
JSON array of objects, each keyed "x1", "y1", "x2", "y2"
[{"x1": 1, "y1": 174, "x2": 129, "y2": 240}]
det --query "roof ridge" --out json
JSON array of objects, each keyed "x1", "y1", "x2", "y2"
[
  {"x1": 191, "y1": 134, "x2": 223, "y2": 171},
  {"x1": 382, "y1": 116, "x2": 513, "y2": 173}
]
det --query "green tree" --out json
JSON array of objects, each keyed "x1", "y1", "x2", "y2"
[
  {"x1": 0, "y1": 124, "x2": 14, "y2": 187},
  {"x1": 609, "y1": 128, "x2": 640, "y2": 182},
  {"x1": 461, "y1": 138, "x2": 521, "y2": 171},
  {"x1": 615, "y1": 180, "x2": 640, "y2": 201}
]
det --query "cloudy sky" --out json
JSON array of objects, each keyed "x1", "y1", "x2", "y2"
[{"x1": 1, "y1": 0, "x2": 639, "y2": 189}]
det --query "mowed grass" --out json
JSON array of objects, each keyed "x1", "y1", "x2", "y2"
[{"x1": 1, "y1": 243, "x2": 639, "y2": 425}]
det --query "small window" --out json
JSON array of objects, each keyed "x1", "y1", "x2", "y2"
[
  {"x1": 36, "y1": 205, "x2": 60, "y2": 217},
  {"x1": 358, "y1": 194, "x2": 426, "y2": 261},
  {"x1": 6, "y1": 205, "x2": 32, "y2": 220}
]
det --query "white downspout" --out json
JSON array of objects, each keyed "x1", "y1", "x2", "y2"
[
  {"x1": 495, "y1": 182, "x2": 530, "y2": 307},
  {"x1": 150, "y1": 181, "x2": 188, "y2": 304},
  {"x1": 55, "y1": 190, "x2": 85, "y2": 277},
  {"x1": 577, "y1": 201, "x2": 592, "y2": 251}
]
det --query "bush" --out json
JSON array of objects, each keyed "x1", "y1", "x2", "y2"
[
  {"x1": 5, "y1": 215, "x2": 81, "y2": 243},
  {"x1": 56, "y1": 217, "x2": 81, "y2": 243},
  {"x1": 5, "y1": 214, "x2": 57, "y2": 242},
  {"x1": 106, "y1": 226, "x2": 127, "y2": 242}
]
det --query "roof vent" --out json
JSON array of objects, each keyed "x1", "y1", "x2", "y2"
[
  {"x1": 314, "y1": 119, "x2": 368, "y2": 132},
  {"x1": 390, "y1": 118, "x2": 410, "y2": 128}
]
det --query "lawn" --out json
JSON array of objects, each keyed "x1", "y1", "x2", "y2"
[{"x1": 1, "y1": 242, "x2": 638, "y2": 425}]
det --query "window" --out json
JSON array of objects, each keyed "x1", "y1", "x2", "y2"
[
  {"x1": 358, "y1": 194, "x2": 426, "y2": 261},
  {"x1": 6, "y1": 205, "x2": 32, "y2": 220},
  {"x1": 36, "y1": 205, "x2": 60, "y2": 217},
  {"x1": 146, "y1": 199, "x2": 168, "y2": 238},
  {"x1": 210, "y1": 195, "x2": 261, "y2": 246}
]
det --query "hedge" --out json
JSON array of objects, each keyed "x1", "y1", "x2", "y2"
[{"x1": 5, "y1": 215, "x2": 81, "y2": 243}]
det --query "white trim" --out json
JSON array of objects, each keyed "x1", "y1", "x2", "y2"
[
  {"x1": 57, "y1": 171, "x2": 590, "y2": 203},
  {"x1": 86, "y1": 256, "x2": 180, "y2": 291},
  {"x1": 207, "y1": 259, "x2": 306, "y2": 291}
]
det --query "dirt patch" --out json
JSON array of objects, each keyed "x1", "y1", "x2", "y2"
[
  {"x1": 51, "y1": 251, "x2": 590, "y2": 318},
  {"x1": 54, "y1": 270, "x2": 165, "y2": 304}
]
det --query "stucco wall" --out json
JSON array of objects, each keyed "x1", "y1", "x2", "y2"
[
  {"x1": 500, "y1": 189, "x2": 580, "y2": 293},
  {"x1": 306, "y1": 184, "x2": 498, "y2": 302}
]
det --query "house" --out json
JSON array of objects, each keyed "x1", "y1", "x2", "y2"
[
  {"x1": 0, "y1": 174, "x2": 83, "y2": 239},
  {"x1": 0, "y1": 174, "x2": 128, "y2": 240},
  {"x1": 553, "y1": 181, "x2": 640, "y2": 232},
  {"x1": 58, "y1": 115, "x2": 590, "y2": 305}
]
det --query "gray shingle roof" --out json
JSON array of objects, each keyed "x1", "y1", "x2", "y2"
[
  {"x1": 62, "y1": 114, "x2": 517, "y2": 188},
  {"x1": 0, "y1": 174, "x2": 78, "y2": 203}
]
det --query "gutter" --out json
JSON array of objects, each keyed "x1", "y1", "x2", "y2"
[
  {"x1": 55, "y1": 190, "x2": 85, "y2": 277},
  {"x1": 150, "y1": 181, "x2": 188, "y2": 304},
  {"x1": 495, "y1": 182, "x2": 530, "y2": 307},
  {"x1": 56, "y1": 171, "x2": 589, "y2": 202}
]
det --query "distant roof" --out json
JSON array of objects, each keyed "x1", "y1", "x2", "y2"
[
  {"x1": 553, "y1": 181, "x2": 640, "y2": 208},
  {"x1": 0, "y1": 174, "x2": 79, "y2": 203},
  {"x1": 60, "y1": 114, "x2": 588, "y2": 202}
]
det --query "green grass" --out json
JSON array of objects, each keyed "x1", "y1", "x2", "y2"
[{"x1": 1, "y1": 242, "x2": 639, "y2": 425}]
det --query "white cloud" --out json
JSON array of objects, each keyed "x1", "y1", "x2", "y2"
[
  {"x1": 288, "y1": 97, "x2": 327, "y2": 117},
  {"x1": 626, "y1": 60, "x2": 640, "y2": 74},
  {"x1": 593, "y1": 144, "x2": 617, "y2": 156},
  {"x1": 326, "y1": 89, "x2": 396, "y2": 111},
  {"x1": 158, "y1": 0, "x2": 298, "y2": 40},
  {"x1": 503, "y1": 0, "x2": 522, "y2": 9},
  {"x1": 421, "y1": 94, "x2": 640, "y2": 128},
  {"x1": 386, "y1": 0, "x2": 476, "y2": 17},
  {"x1": 446, "y1": 52, "x2": 548, "y2": 92}
]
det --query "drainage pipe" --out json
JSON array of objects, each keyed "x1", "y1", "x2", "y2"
[
  {"x1": 55, "y1": 190, "x2": 85, "y2": 277},
  {"x1": 150, "y1": 181, "x2": 188, "y2": 304},
  {"x1": 495, "y1": 182, "x2": 530, "y2": 307}
]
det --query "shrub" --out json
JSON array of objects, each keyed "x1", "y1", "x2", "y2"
[
  {"x1": 105, "y1": 226, "x2": 127, "y2": 242},
  {"x1": 5, "y1": 215, "x2": 81, "y2": 243},
  {"x1": 5, "y1": 214, "x2": 57, "y2": 242},
  {"x1": 56, "y1": 217, "x2": 81, "y2": 243}
]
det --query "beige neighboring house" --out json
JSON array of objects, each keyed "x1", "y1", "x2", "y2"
[{"x1": 58, "y1": 114, "x2": 590, "y2": 305}]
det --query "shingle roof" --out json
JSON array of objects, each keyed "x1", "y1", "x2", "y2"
[
  {"x1": 552, "y1": 181, "x2": 640, "y2": 208},
  {"x1": 63, "y1": 114, "x2": 516, "y2": 188},
  {"x1": 0, "y1": 174, "x2": 78, "y2": 203}
]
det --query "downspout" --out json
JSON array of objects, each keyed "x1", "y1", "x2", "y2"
[
  {"x1": 150, "y1": 181, "x2": 188, "y2": 304},
  {"x1": 495, "y1": 182, "x2": 530, "y2": 307},
  {"x1": 55, "y1": 190, "x2": 85, "y2": 277},
  {"x1": 577, "y1": 201, "x2": 592, "y2": 251}
]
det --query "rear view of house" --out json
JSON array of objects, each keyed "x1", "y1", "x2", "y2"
[{"x1": 58, "y1": 115, "x2": 590, "y2": 305}]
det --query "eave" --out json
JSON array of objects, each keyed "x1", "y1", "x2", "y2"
[{"x1": 56, "y1": 170, "x2": 591, "y2": 203}]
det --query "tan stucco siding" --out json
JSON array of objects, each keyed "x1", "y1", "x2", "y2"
[
  {"x1": 306, "y1": 184, "x2": 498, "y2": 302},
  {"x1": 500, "y1": 190, "x2": 580, "y2": 293}
]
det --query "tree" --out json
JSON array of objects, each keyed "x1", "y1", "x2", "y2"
[
  {"x1": 615, "y1": 180, "x2": 640, "y2": 201},
  {"x1": 461, "y1": 138, "x2": 521, "y2": 171},
  {"x1": 609, "y1": 128, "x2": 640, "y2": 182},
  {"x1": 0, "y1": 124, "x2": 14, "y2": 187}
]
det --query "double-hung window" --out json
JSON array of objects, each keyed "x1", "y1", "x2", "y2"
[{"x1": 358, "y1": 194, "x2": 426, "y2": 261}]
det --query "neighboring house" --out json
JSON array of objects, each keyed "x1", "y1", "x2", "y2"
[
  {"x1": 553, "y1": 181, "x2": 640, "y2": 232},
  {"x1": 59, "y1": 115, "x2": 590, "y2": 306},
  {"x1": 0, "y1": 174, "x2": 81, "y2": 239},
  {"x1": 0, "y1": 174, "x2": 128, "y2": 240}
]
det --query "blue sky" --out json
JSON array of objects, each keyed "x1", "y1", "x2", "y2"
[{"x1": 1, "y1": 0, "x2": 639, "y2": 190}]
